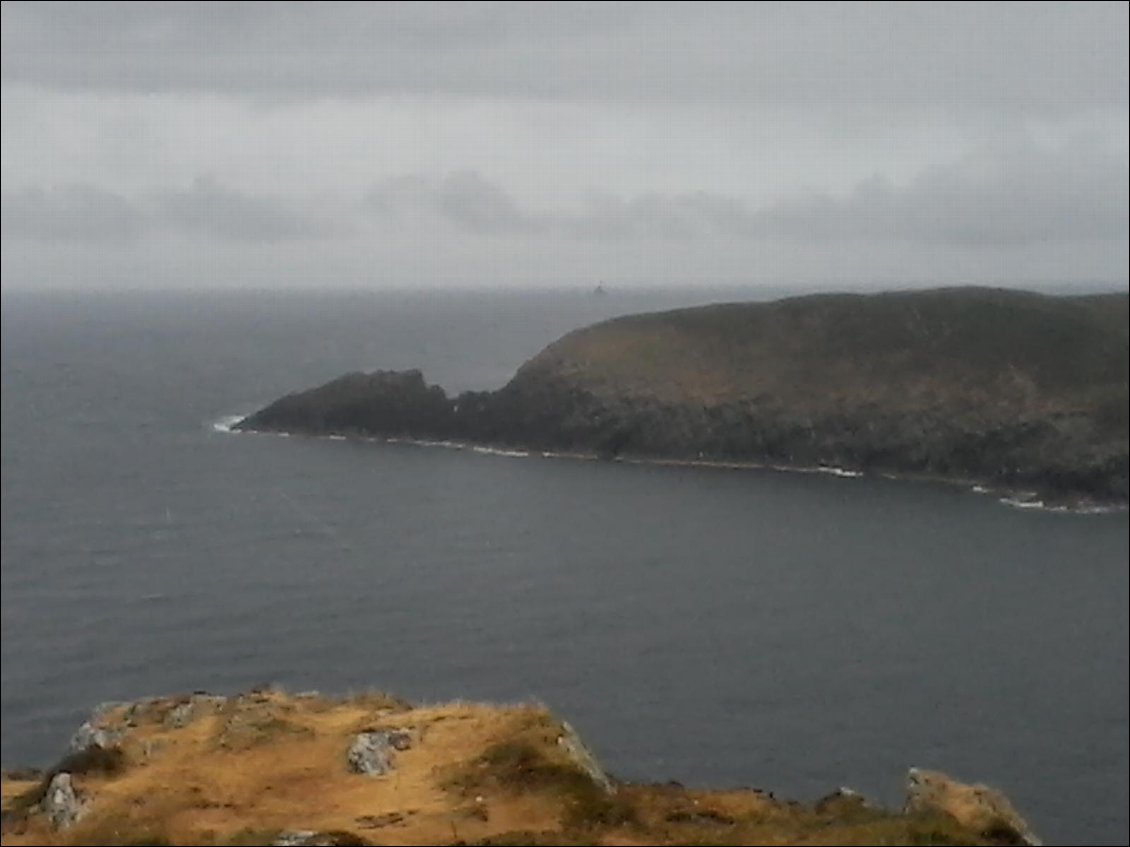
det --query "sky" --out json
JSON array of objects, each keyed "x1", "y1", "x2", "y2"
[{"x1": 1, "y1": 1, "x2": 1127, "y2": 292}]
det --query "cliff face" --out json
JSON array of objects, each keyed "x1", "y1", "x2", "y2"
[
  {"x1": 0, "y1": 688, "x2": 1038, "y2": 846},
  {"x1": 236, "y1": 287, "x2": 1129, "y2": 505}
]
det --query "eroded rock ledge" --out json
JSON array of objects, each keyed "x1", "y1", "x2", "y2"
[
  {"x1": 2, "y1": 688, "x2": 1038, "y2": 846},
  {"x1": 236, "y1": 288, "x2": 1128, "y2": 507}
]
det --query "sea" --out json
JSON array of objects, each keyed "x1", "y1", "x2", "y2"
[{"x1": 1, "y1": 286, "x2": 1127, "y2": 845}]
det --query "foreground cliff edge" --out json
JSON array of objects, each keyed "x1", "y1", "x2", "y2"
[
  {"x1": 1, "y1": 689, "x2": 1040, "y2": 846},
  {"x1": 235, "y1": 287, "x2": 1129, "y2": 508}
]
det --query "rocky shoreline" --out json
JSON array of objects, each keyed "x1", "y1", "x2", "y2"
[
  {"x1": 233, "y1": 289, "x2": 1125, "y2": 510},
  {"x1": 228, "y1": 418, "x2": 1126, "y2": 514},
  {"x1": 1, "y1": 688, "x2": 1041, "y2": 846},
  {"x1": 233, "y1": 288, "x2": 1128, "y2": 509}
]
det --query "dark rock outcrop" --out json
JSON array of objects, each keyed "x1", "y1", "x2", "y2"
[
  {"x1": 237, "y1": 287, "x2": 1129, "y2": 506},
  {"x1": 240, "y1": 369, "x2": 454, "y2": 439}
]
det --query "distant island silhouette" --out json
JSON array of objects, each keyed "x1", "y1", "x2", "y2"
[{"x1": 237, "y1": 286, "x2": 1128, "y2": 508}]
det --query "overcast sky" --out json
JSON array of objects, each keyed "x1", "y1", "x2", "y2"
[{"x1": 2, "y1": 1, "x2": 1127, "y2": 292}]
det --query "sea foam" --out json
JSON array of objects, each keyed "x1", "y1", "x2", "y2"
[{"x1": 211, "y1": 414, "x2": 245, "y2": 434}]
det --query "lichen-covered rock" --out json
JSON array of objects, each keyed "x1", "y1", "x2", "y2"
[
  {"x1": 122, "y1": 697, "x2": 164, "y2": 726},
  {"x1": 164, "y1": 693, "x2": 227, "y2": 728},
  {"x1": 68, "y1": 722, "x2": 123, "y2": 754},
  {"x1": 271, "y1": 831, "x2": 364, "y2": 846},
  {"x1": 38, "y1": 773, "x2": 83, "y2": 829},
  {"x1": 346, "y1": 730, "x2": 411, "y2": 776},
  {"x1": 905, "y1": 767, "x2": 1041, "y2": 846},
  {"x1": 273, "y1": 832, "x2": 322, "y2": 846}
]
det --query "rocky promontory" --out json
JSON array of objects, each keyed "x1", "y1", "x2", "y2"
[
  {"x1": 236, "y1": 287, "x2": 1129, "y2": 506},
  {"x1": 1, "y1": 688, "x2": 1040, "y2": 846}
]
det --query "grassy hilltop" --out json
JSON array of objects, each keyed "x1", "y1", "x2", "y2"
[
  {"x1": 1, "y1": 689, "x2": 1038, "y2": 846},
  {"x1": 513, "y1": 288, "x2": 1126, "y2": 409}
]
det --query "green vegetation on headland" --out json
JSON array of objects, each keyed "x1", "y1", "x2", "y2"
[
  {"x1": 1, "y1": 688, "x2": 1040, "y2": 846},
  {"x1": 236, "y1": 287, "x2": 1128, "y2": 508}
]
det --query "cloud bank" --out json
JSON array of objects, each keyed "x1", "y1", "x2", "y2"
[
  {"x1": 365, "y1": 144, "x2": 1128, "y2": 248},
  {"x1": 2, "y1": 2, "x2": 1126, "y2": 291},
  {"x1": 2, "y1": 178, "x2": 338, "y2": 244}
]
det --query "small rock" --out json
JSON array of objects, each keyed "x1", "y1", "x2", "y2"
[
  {"x1": 39, "y1": 773, "x2": 84, "y2": 829},
  {"x1": 272, "y1": 832, "x2": 361, "y2": 846},
  {"x1": 272, "y1": 831, "x2": 318, "y2": 846},
  {"x1": 905, "y1": 767, "x2": 1041, "y2": 846},
  {"x1": 164, "y1": 694, "x2": 226, "y2": 729},
  {"x1": 346, "y1": 730, "x2": 411, "y2": 775},
  {"x1": 387, "y1": 730, "x2": 412, "y2": 751},
  {"x1": 69, "y1": 722, "x2": 123, "y2": 754},
  {"x1": 123, "y1": 697, "x2": 162, "y2": 726},
  {"x1": 165, "y1": 702, "x2": 195, "y2": 728}
]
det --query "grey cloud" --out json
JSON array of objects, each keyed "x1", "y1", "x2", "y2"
[
  {"x1": 2, "y1": 2, "x2": 1125, "y2": 115},
  {"x1": 362, "y1": 175, "x2": 432, "y2": 217},
  {"x1": 1, "y1": 178, "x2": 338, "y2": 243},
  {"x1": 152, "y1": 177, "x2": 336, "y2": 242},
  {"x1": 0, "y1": 184, "x2": 146, "y2": 242},
  {"x1": 434, "y1": 171, "x2": 546, "y2": 236},
  {"x1": 560, "y1": 192, "x2": 751, "y2": 241},
  {"x1": 752, "y1": 146, "x2": 1129, "y2": 246},
  {"x1": 367, "y1": 172, "x2": 751, "y2": 240},
  {"x1": 367, "y1": 172, "x2": 546, "y2": 235},
  {"x1": 366, "y1": 144, "x2": 1128, "y2": 248}
]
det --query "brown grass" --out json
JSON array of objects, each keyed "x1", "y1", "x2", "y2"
[{"x1": 1, "y1": 690, "x2": 1008, "y2": 846}]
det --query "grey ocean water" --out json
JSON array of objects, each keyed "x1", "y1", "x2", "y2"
[{"x1": 1, "y1": 288, "x2": 1127, "y2": 844}]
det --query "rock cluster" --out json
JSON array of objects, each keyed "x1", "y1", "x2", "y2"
[{"x1": 345, "y1": 729, "x2": 412, "y2": 776}]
